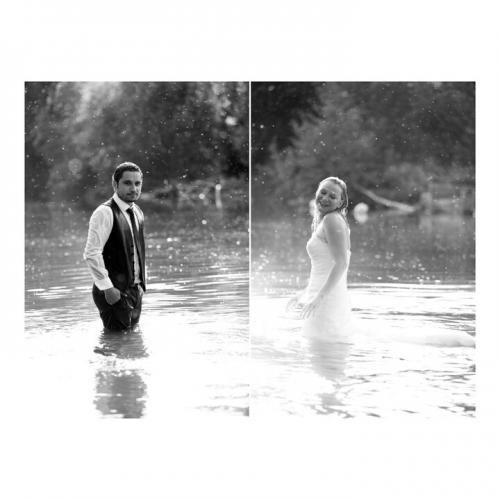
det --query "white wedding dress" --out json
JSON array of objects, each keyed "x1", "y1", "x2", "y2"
[
  {"x1": 299, "y1": 221, "x2": 475, "y2": 349},
  {"x1": 301, "y1": 223, "x2": 353, "y2": 343}
]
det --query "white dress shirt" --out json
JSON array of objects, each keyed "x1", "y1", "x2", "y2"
[{"x1": 83, "y1": 192, "x2": 142, "y2": 290}]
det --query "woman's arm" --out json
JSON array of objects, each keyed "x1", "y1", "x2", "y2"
[{"x1": 302, "y1": 212, "x2": 349, "y2": 318}]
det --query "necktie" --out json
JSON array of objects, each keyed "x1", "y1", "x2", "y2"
[{"x1": 127, "y1": 207, "x2": 143, "y2": 282}]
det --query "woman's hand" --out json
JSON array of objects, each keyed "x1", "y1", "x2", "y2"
[
  {"x1": 301, "y1": 293, "x2": 324, "y2": 319},
  {"x1": 286, "y1": 296, "x2": 299, "y2": 312},
  {"x1": 286, "y1": 291, "x2": 306, "y2": 312}
]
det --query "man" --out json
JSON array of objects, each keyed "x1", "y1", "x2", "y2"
[{"x1": 84, "y1": 162, "x2": 146, "y2": 331}]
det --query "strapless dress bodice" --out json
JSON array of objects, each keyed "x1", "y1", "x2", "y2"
[
  {"x1": 303, "y1": 232, "x2": 350, "y2": 301},
  {"x1": 302, "y1": 230, "x2": 352, "y2": 341}
]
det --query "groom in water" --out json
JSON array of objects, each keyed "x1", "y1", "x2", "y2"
[{"x1": 84, "y1": 162, "x2": 146, "y2": 331}]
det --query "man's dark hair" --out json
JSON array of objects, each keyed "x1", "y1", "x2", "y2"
[{"x1": 113, "y1": 162, "x2": 143, "y2": 183}]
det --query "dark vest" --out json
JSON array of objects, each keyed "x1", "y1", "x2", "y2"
[{"x1": 102, "y1": 198, "x2": 146, "y2": 292}]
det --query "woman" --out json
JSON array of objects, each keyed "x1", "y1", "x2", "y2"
[
  {"x1": 288, "y1": 176, "x2": 475, "y2": 349},
  {"x1": 288, "y1": 176, "x2": 353, "y2": 342}
]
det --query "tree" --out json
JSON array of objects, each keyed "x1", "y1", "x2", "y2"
[
  {"x1": 252, "y1": 82, "x2": 475, "y2": 214},
  {"x1": 251, "y1": 82, "x2": 323, "y2": 167},
  {"x1": 25, "y1": 82, "x2": 249, "y2": 203},
  {"x1": 25, "y1": 82, "x2": 58, "y2": 200}
]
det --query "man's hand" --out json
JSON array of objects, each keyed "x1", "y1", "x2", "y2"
[{"x1": 104, "y1": 287, "x2": 121, "y2": 305}]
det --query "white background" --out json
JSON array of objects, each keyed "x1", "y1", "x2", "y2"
[{"x1": 2, "y1": 1, "x2": 499, "y2": 498}]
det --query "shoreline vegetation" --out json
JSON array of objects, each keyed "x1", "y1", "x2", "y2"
[
  {"x1": 251, "y1": 82, "x2": 475, "y2": 218},
  {"x1": 25, "y1": 82, "x2": 249, "y2": 210},
  {"x1": 25, "y1": 176, "x2": 249, "y2": 214},
  {"x1": 25, "y1": 82, "x2": 474, "y2": 219},
  {"x1": 351, "y1": 181, "x2": 474, "y2": 216}
]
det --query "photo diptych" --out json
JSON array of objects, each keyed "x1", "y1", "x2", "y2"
[{"x1": 24, "y1": 81, "x2": 475, "y2": 419}]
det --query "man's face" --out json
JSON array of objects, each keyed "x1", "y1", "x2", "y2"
[{"x1": 113, "y1": 171, "x2": 143, "y2": 204}]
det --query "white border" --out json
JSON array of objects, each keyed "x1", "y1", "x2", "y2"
[{"x1": 4, "y1": 1, "x2": 500, "y2": 499}]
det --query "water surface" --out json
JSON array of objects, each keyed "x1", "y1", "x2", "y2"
[
  {"x1": 25, "y1": 202, "x2": 249, "y2": 417},
  {"x1": 251, "y1": 212, "x2": 475, "y2": 417}
]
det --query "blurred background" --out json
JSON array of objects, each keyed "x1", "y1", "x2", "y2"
[
  {"x1": 24, "y1": 82, "x2": 250, "y2": 417},
  {"x1": 25, "y1": 81, "x2": 248, "y2": 208},
  {"x1": 251, "y1": 82, "x2": 475, "y2": 417},
  {"x1": 252, "y1": 81, "x2": 474, "y2": 217},
  {"x1": 251, "y1": 82, "x2": 475, "y2": 287}
]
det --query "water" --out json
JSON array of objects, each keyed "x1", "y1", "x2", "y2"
[
  {"x1": 251, "y1": 212, "x2": 475, "y2": 417},
  {"x1": 24, "y1": 204, "x2": 475, "y2": 418},
  {"x1": 25, "y1": 202, "x2": 249, "y2": 417}
]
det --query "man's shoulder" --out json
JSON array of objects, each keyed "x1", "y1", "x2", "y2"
[{"x1": 91, "y1": 202, "x2": 113, "y2": 219}]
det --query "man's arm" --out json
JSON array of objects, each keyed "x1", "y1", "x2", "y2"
[{"x1": 83, "y1": 206, "x2": 114, "y2": 290}]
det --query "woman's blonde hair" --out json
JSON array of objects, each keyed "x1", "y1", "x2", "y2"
[{"x1": 312, "y1": 176, "x2": 349, "y2": 232}]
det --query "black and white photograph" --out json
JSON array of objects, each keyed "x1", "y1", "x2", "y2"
[
  {"x1": 6, "y1": 1, "x2": 500, "y2": 499},
  {"x1": 251, "y1": 82, "x2": 475, "y2": 417},
  {"x1": 24, "y1": 81, "x2": 249, "y2": 417}
]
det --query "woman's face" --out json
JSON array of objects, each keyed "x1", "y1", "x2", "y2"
[{"x1": 315, "y1": 181, "x2": 344, "y2": 215}]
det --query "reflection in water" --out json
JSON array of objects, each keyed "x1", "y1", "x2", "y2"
[
  {"x1": 25, "y1": 203, "x2": 249, "y2": 417},
  {"x1": 252, "y1": 293, "x2": 475, "y2": 417},
  {"x1": 308, "y1": 338, "x2": 351, "y2": 382},
  {"x1": 252, "y1": 212, "x2": 475, "y2": 417},
  {"x1": 94, "y1": 328, "x2": 149, "y2": 359},
  {"x1": 94, "y1": 371, "x2": 147, "y2": 418},
  {"x1": 93, "y1": 328, "x2": 149, "y2": 418},
  {"x1": 308, "y1": 338, "x2": 352, "y2": 415}
]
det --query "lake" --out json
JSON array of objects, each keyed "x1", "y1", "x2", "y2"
[
  {"x1": 24, "y1": 202, "x2": 475, "y2": 418},
  {"x1": 25, "y1": 202, "x2": 249, "y2": 417},
  {"x1": 251, "y1": 211, "x2": 475, "y2": 417}
]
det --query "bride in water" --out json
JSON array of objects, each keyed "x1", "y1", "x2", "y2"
[
  {"x1": 287, "y1": 176, "x2": 474, "y2": 352},
  {"x1": 287, "y1": 176, "x2": 353, "y2": 343}
]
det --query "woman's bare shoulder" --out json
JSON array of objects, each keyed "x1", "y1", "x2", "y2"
[{"x1": 323, "y1": 211, "x2": 345, "y2": 230}]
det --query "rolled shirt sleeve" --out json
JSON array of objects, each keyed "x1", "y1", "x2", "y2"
[{"x1": 83, "y1": 206, "x2": 114, "y2": 290}]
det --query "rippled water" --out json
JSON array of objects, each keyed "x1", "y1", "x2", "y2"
[
  {"x1": 24, "y1": 203, "x2": 475, "y2": 418},
  {"x1": 251, "y1": 212, "x2": 475, "y2": 417},
  {"x1": 25, "y1": 202, "x2": 249, "y2": 417}
]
